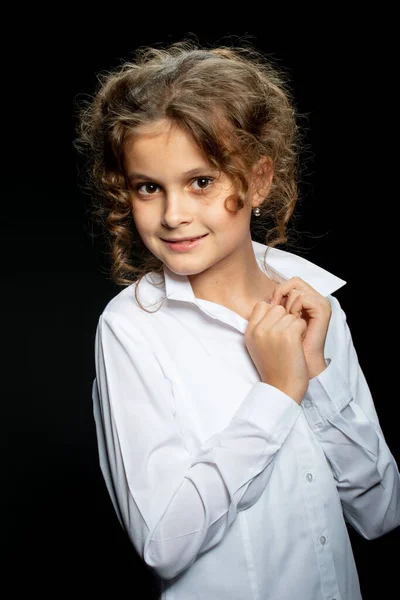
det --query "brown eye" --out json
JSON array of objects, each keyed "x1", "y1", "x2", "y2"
[
  {"x1": 191, "y1": 177, "x2": 214, "y2": 191},
  {"x1": 136, "y1": 183, "x2": 160, "y2": 196}
]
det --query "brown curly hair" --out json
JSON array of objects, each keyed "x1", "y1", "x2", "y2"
[{"x1": 74, "y1": 39, "x2": 304, "y2": 311}]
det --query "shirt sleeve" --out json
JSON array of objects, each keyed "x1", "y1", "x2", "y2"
[
  {"x1": 302, "y1": 295, "x2": 400, "y2": 539},
  {"x1": 93, "y1": 309, "x2": 301, "y2": 579}
]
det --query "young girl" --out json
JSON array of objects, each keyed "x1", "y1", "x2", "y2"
[{"x1": 76, "y1": 41, "x2": 400, "y2": 600}]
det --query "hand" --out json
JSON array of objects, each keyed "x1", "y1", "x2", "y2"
[
  {"x1": 245, "y1": 301, "x2": 309, "y2": 404},
  {"x1": 271, "y1": 277, "x2": 332, "y2": 379}
]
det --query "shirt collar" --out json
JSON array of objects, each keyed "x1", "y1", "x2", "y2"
[
  {"x1": 161, "y1": 240, "x2": 346, "y2": 334},
  {"x1": 163, "y1": 239, "x2": 346, "y2": 303}
]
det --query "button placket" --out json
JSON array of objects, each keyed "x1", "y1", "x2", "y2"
[
  {"x1": 302, "y1": 397, "x2": 324, "y2": 428},
  {"x1": 294, "y1": 420, "x2": 341, "y2": 600}
]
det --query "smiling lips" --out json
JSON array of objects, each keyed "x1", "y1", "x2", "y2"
[
  {"x1": 162, "y1": 234, "x2": 207, "y2": 242},
  {"x1": 162, "y1": 234, "x2": 208, "y2": 252}
]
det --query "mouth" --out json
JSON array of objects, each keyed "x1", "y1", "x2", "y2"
[
  {"x1": 162, "y1": 234, "x2": 208, "y2": 251},
  {"x1": 161, "y1": 234, "x2": 208, "y2": 243}
]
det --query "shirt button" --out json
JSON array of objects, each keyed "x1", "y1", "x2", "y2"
[
  {"x1": 319, "y1": 536, "x2": 327, "y2": 545},
  {"x1": 306, "y1": 472, "x2": 313, "y2": 482},
  {"x1": 303, "y1": 400, "x2": 311, "y2": 409}
]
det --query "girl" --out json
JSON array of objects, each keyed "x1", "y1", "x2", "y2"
[{"x1": 75, "y1": 41, "x2": 400, "y2": 599}]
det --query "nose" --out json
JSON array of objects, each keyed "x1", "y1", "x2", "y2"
[{"x1": 161, "y1": 191, "x2": 194, "y2": 228}]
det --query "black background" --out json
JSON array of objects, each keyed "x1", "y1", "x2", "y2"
[{"x1": 4, "y1": 16, "x2": 398, "y2": 600}]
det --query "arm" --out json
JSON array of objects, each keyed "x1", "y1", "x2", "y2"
[
  {"x1": 93, "y1": 310, "x2": 301, "y2": 579},
  {"x1": 302, "y1": 295, "x2": 400, "y2": 539}
]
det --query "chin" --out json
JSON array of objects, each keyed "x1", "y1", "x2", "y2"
[
  {"x1": 163, "y1": 256, "x2": 210, "y2": 277},
  {"x1": 167, "y1": 264, "x2": 207, "y2": 277}
]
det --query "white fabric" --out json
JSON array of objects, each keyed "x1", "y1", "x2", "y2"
[{"x1": 92, "y1": 240, "x2": 400, "y2": 599}]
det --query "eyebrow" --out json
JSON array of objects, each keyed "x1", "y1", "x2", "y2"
[{"x1": 127, "y1": 167, "x2": 219, "y2": 183}]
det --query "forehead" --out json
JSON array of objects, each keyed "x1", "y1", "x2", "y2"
[
  {"x1": 123, "y1": 119, "x2": 211, "y2": 171},
  {"x1": 126, "y1": 119, "x2": 199, "y2": 152},
  {"x1": 131, "y1": 118, "x2": 173, "y2": 139}
]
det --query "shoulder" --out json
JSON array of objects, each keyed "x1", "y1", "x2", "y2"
[
  {"x1": 325, "y1": 293, "x2": 352, "y2": 353},
  {"x1": 102, "y1": 284, "x2": 139, "y2": 320},
  {"x1": 100, "y1": 271, "x2": 166, "y2": 324}
]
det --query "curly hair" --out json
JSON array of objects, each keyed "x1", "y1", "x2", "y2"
[{"x1": 74, "y1": 39, "x2": 304, "y2": 311}]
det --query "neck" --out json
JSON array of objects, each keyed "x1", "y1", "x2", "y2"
[{"x1": 188, "y1": 238, "x2": 277, "y2": 310}]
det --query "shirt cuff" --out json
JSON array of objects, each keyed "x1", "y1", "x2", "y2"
[
  {"x1": 233, "y1": 382, "x2": 302, "y2": 444},
  {"x1": 302, "y1": 360, "x2": 353, "y2": 427}
]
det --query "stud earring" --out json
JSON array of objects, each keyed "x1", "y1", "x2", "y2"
[{"x1": 253, "y1": 206, "x2": 261, "y2": 216}]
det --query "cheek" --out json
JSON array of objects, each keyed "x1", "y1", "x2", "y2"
[
  {"x1": 131, "y1": 205, "x2": 156, "y2": 235},
  {"x1": 213, "y1": 202, "x2": 250, "y2": 230}
]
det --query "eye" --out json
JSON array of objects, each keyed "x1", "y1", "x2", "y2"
[
  {"x1": 135, "y1": 183, "x2": 161, "y2": 196},
  {"x1": 191, "y1": 177, "x2": 214, "y2": 191}
]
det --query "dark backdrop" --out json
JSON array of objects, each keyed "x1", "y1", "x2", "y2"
[{"x1": 4, "y1": 19, "x2": 398, "y2": 600}]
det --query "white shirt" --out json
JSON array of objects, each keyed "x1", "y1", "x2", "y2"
[{"x1": 92, "y1": 240, "x2": 400, "y2": 600}]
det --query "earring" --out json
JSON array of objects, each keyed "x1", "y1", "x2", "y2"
[{"x1": 253, "y1": 206, "x2": 261, "y2": 217}]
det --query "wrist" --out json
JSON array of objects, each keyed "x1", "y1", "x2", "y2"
[{"x1": 307, "y1": 358, "x2": 327, "y2": 380}]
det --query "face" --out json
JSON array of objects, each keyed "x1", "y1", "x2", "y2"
[{"x1": 123, "y1": 119, "x2": 261, "y2": 278}]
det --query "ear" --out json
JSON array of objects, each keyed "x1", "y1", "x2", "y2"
[{"x1": 250, "y1": 156, "x2": 274, "y2": 207}]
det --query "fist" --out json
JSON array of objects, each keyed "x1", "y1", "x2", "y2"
[{"x1": 245, "y1": 300, "x2": 309, "y2": 404}]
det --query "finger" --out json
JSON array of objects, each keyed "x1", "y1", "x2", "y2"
[
  {"x1": 257, "y1": 304, "x2": 289, "y2": 329},
  {"x1": 270, "y1": 312, "x2": 299, "y2": 331},
  {"x1": 247, "y1": 300, "x2": 273, "y2": 330},
  {"x1": 287, "y1": 296, "x2": 306, "y2": 316},
  {"x1": 248, "y1": 304, "x2": 288, "y2": 338},
  {"x1": 287, "y1": 293, "x2": 330, "y2": 321},
  {"x1": 253, "y1": 305, "x2": 297, "y2": 334},
  {"x1": 292, "y1": 315, "x2": 308, "y2": 340},
  {"x1": 271, "y1": 276, "x2": 316, "y2": 307},
  {"x1": 284, "y1": 289, "x2": 304, "y2": 314},
  {"x1": 271, "y1": 313, "x2": 308, "y2": 341}
]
